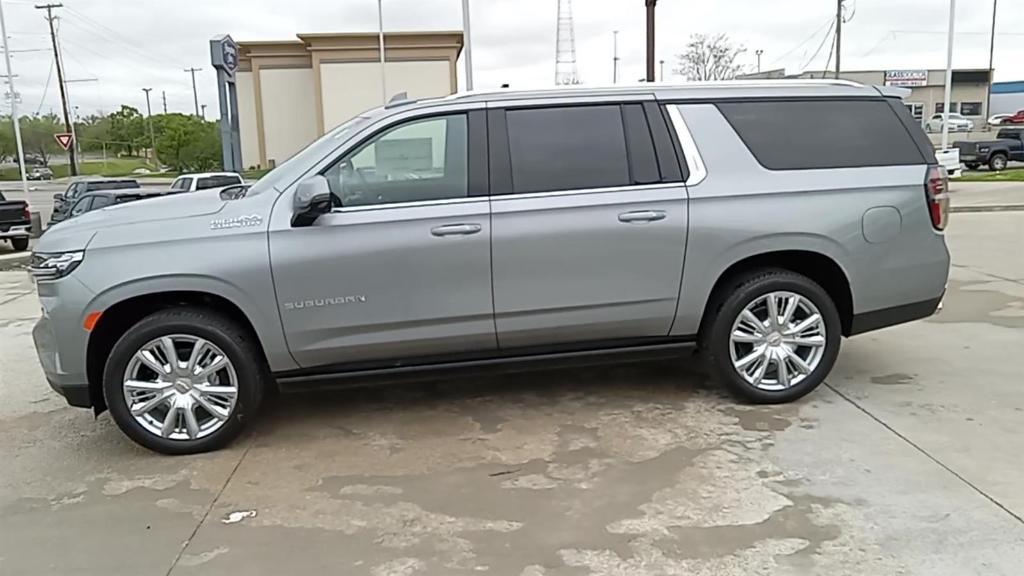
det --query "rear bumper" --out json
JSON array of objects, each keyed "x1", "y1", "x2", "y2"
[
  {"x1": 0, "y1": 223, "x2": 31, "y2": 238},
  {"x1": 848, "y1": 295, "x2": 943, "y2": 336}
]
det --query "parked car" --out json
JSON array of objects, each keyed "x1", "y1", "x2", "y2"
[
  {"x1": 50, "y1": 188, "x2": 183, "y2": 226},
  {"x1": 1002, "y1": 109, "x2": 1024, "y2": 125},
  {"x1": 0, "y1": 191, "x2": 31, "y2": 251},
  {"x1": 170, "y1": 172, "x2": 244, "y2": 192},
  {"x1": 27, "y1": 166, "x2": 53, "y2": 181},
  {"x1": 925, "y1": 112, "x2": 974, "y2": 133},
  {"x1": 30, "y1": 80, "x2": 951, "y2": 454},
  {"x1": 49, "y1": 178, "x2": 140, "y2": 226},
  {"x1": 988, "y1": 113, "x2": 1013, "y2": 127},
  {"x1": 955, "y1": 127, "x2": 1024, "y2": 171}
]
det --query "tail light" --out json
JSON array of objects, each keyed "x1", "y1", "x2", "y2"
[
  {"x1": 925, "y1": 165, "x2": 950, "y2": 231},
  {"x1": 23, "y1": 206, "x2": 31, "y2": 221}
]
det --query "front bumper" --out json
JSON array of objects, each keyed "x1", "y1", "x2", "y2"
[{"x1": 31, "y1": 276, "x2": 96, "y2": 409}]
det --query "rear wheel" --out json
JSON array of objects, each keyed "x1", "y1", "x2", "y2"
[
  {"x1": 10, "y1": 237, "x2": 28, "y2": 251},
  {"x1": 103, "y1": 308, "x2": 268, "y2": 454},
  {"x1": 702, "y1": 269, "x2": 841, "y2": 403},
  {"x1": 989, "y1": 153, "x2": 1008, "y2": 171}
]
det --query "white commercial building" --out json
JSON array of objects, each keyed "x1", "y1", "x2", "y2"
[{"x1": 237, "y1": 31, "x2": 463, "y2": 170}]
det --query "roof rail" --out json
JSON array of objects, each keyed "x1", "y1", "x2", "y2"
[{"x1": 442, "y1": 79, "x2": 868, "y2": 101}]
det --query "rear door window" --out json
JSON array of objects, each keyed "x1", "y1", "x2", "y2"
[
  {"x1": 717, "y1": 99, "x2": 926, "y2": 170},
  {"x1": 505, "y1": 105, "x2": 630, "y2": 194},
  {"x1": 91, "y1": 195, "x2": 113, "y2": 210},
  {"x1": 70, "y1": 197, "x2": 93, "y2": 216}
]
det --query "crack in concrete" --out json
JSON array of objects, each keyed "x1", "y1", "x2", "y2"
[{"x1": 825, "y1": 382, "x2": 1024, "y2": 526}]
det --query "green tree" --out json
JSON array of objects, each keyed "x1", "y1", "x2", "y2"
[
  {"x1": 0, "y1": 117, "x2": 15, "y2": 164},
  {"x1": 107, "y1": 105, "x2": 146, "y2": 156},
  {"x1": 76, "y1": 113, "x2": 112, "y2": 154},
  {"x1": 153, "y1": 113, "x2": 221, "y2": 172},
  {"x1": 20, "y1": 114, "x2": 63, "y2": 165}
]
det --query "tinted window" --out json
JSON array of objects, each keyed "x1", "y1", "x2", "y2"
[
  {"x1": 996, "y1": 129, "x2": 1023, "y2": 140},
  {"x1": 717, "y1": 99, "x2": 926, "y2": 170},
  {"x1": 0, "y1": 191, "x2": 6, "y2": 201},
  {"x1": 324, "y1": 114, "x2": 468, "y2": 207},
  {"x1": 91, "y1": 195, "x2": 112, "y2": 209},
  {"x1": 506, "y1": 106, "x2": 629, "y2": 194},
  {"x1": 171, "y1": 178, "x2": 191, "y2": 191},
  {"x1": 196, "y1": 175, "x2": 242, "y2": 190},
  {"x1": 70, "y1": 197, "x2": 92, "y2": 216},
  {"x1": 66, "y1": 182, "x2": 85, "y2": 199}
]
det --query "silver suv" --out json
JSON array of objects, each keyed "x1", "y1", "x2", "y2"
[{"x1": 31, "y1": 81, "x2": 950, "y2": 454}]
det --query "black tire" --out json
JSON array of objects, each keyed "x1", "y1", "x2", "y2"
[
  {"x1": 103, "y1": 307, "x2": 268, "y2": 455},
  {"x1": 989, "y1": 153, "x2": 1008, "y2": 172},
  {"x1": 10, "y1": 237, "x2": 28, "y2": 251},
  {"x1": 965, "y1": 163, "x2": 981, "y2": 171},
  {"x1": 701, "y1": 269, "x2": 841, "y2": 404}
]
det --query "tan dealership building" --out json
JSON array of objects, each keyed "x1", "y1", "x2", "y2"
[{"x1": 236, "y1": 31, "x2": 463, "y2": 170}]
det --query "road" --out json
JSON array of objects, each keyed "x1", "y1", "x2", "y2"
[{"x1": 1, "y1": 209, "x2": 1023, "y2": 574}]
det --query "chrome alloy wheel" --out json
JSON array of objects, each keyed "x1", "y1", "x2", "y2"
[
  {"x1": 122, "y1": 335, "x2": 239, "y2": 441},
  {"x1": 728, "y1": 291, "x2": 827, "y2": 391}
]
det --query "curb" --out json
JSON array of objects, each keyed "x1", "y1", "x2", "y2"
[
  {"x1": 950, "y1": 204, "x2": 1024, "y2": 214},
  {"x1": 0, "y1": 252, "x2": 30, "y2": 271}
]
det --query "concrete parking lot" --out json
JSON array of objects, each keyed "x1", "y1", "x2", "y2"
[{"x1": 1, "y1": 205, "x2": 1023, "y2": 574}]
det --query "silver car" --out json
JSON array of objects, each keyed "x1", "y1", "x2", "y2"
[{"x1": 31, "y1": 80, "x2": 951, "y2": 454}]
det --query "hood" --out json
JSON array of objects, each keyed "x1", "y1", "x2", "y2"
[{"x1": 37, "y1": 189, "x2": 228, "y2": 253}]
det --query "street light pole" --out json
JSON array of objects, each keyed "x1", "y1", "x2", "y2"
[
  {"x1": 461, "y1": 0, "x2": 473, "y2": 90},
  {"x1": 0, "y1": 0, "x2": 29, "y2": 198},
  {"x1": 377, "y1": 0, "x2": 387, "y2": 102},
  {"x1": 941, "y1": 0, "x2": 957, "y2": 152},
  {"x1": 985, "y1": 0, "x2": 998, "y2": 121},
  {"x1": 755, "y1": 49, "x2": 764, "y2": 73},
  {"x1": 612, "y1": 30, "x2": 619, "y2": 84}
]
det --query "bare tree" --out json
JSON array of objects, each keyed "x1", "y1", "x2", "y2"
[{"x1": 674, "y1": 33, "x2": 746, "y2": 81}]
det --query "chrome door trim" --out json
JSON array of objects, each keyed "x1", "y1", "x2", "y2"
[
  {"x1": 332, "y1": 196, "x2": 489, "y2": 213},
  {"x1": 666, "y1": 105, "x2": 708, "y2": 187},
  {"x1": 489, "y1": 182, "x2": 684, "y2": 203}
]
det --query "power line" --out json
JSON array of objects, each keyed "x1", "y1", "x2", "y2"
[
  {"x1": 767, "y1": 18, "x2": 833, "y2": 69},
  {"x1": 34, "y1": 57, "x2": 53, "y2": 114},
  {"x1": 799, "y1": 19, "x2": 835, "y2": 73},
  {"x1": 61, "y1": 5, "x2": 188, "y2": 69}
]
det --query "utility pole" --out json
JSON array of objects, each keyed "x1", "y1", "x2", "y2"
[
  {"x1": 36, "y1": 2, "x2": 77, "y2": 175},
  {"x1": 461, "y1": 0, "x2": 473, "y2": 90},
  {"x1": 142, "y1": 88, "x2": 157, "y2": 166},
  {"x1": 200, "y1": 104, "x2": 207, "y2": 120},
  {"x1": 161, "y1": 90, "x2": 167, "y2": 114},
  {"x1": 659, "y1": 59, "x2": 665, "y2": 82},
  {"x1": 1, "y1": 0, "x2": 29, "y2": 198},
  {"x1": 645, "y1": 0, "x2": 657, "y2": 83},
  {"x1": 377, "y1": 0, "x2": 387, "y2": 101},
  {"x1": 986, "y1": 0, "x2": 998, "y2": 121},
  {"x1": 612, "y1": 30, "x2": 619, "y2": 84},
  {"x1": 184, "y1": 67, "x2": 201, "y2": 116},
  {"x1": 941, "y1": 0, "x2": 957, "y2": 152},
  {"x1": 755, "y1": 49, "x2": 764, "y2": 73},
  {"x1": 835, "y1": 0, "x2": 843, "y2": 79}
]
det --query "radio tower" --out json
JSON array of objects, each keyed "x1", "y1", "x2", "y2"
[{"x1": 555, "y1": 0, "x2": 580, "y2": 85}]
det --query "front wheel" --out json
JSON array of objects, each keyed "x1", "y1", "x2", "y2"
[
  {"x1": 103, "y1": 308, "x2": 269, "y2": 454},
  {"x1": 702, "y1": 269, "x2": 841, "y2": 404}
]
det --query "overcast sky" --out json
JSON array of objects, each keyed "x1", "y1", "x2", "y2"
[{"x1": 1, "y1": 0, "x2": 1020, "y2": 120}]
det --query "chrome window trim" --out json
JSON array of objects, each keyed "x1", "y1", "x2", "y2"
[
  {"x1": 332, "y1": 196, "x2": 487, "y2": 213},
  {"x1": 490, "y1": 182, "x2": 684, "y2": 202},
  {"x1": 666, "y1": 105, "x2": 708, "y2": 187}
]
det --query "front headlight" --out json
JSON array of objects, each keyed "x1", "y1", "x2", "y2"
[{"x1": 28, "y1": 251, "x2": 84, "y2": 280}]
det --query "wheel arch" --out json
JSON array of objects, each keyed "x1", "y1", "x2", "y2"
[
  {"x1": 696, "y1": 249, "x2": 855, "y2": 341},
  {"x1": 85, "y1": 286, "x2": 283, "y2": 413}
]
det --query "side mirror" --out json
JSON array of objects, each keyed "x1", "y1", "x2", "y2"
[
  {"x1": 219, "y1": 184, "x2": 249, "y2": 201},
  {"x1": 291, "y1": 176, "x2": 332, "y2": 227},
  {"x1": 53, "y1": 193, "x2": 64, "y2": 202}
]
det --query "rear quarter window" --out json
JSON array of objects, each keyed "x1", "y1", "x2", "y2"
[{"x1": 717, "y1": 99, "x2": 927, "y2": 170}]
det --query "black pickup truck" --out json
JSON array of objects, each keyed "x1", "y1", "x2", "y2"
[
  {"x1": 0, "y1": 191, "x2": 31, "y2": 252},
  {"x1": 955, "y1": 127, "x2": 1024, "y2": 171}
]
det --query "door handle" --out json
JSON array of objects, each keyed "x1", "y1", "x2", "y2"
[
  {"x1": 618, "y1": 210, "x2": 667, "y2": 223},
  {"x1": 431, "y1": 223, "x2": 482, "y2": 237}
]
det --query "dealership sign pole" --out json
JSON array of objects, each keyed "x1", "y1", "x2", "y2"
[
  {"x1": 941, "y1": 0, "x2": 956, "y2": 151},
  {"x1": 211, "y1": 35, "x2": 242, "y2": 172}
]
